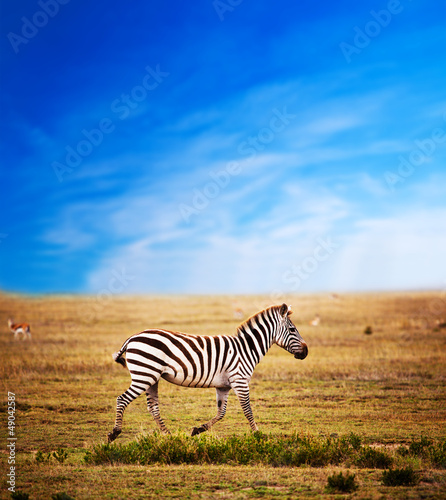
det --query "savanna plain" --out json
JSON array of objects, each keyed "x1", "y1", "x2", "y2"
[{"x1": 1, "y1": 292, "x2": 445, "y2": 499}]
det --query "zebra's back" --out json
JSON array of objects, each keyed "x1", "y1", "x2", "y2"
[{"x1": 125, "y1": 329, "x2": 239, "y2": 388}]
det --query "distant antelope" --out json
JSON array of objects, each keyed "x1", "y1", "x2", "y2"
[
  {"x1": 8, "y1": 319, "x2": 31, "y2": 340},
  {"x1": 232, "y1": 301, "x2": 244, "y2": 319},
  {"x1": 233, "y1": 307, "x2": 244, "y2": 320},
  {"x1": 309, "y1": 314, "x2": 320, "y2": 326}
]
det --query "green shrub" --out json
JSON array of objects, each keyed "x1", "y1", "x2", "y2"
[
  {"x1": 51, "y1": 494, "x2": 75, "y2": 500},
  {"x1": 326, "y1": 471, "x2": 358, "y2": 493},
  {"x1": 35, "y1": 448, "x2": 68, "y2": 464},
  {"x1": 342, "y1": 432, "x2": 362, "y2": 451},
  {"x1": 381, "y1": 467, "x2": 418, "y2": 486},
  {"x1": 85, "y1": 432, "x2": 363, "y2": 467},
  {"x1": 399, "y1": 437, "x2": 446, "y2": 468},
  {"x1": 52, "y1": 448, "x2": 68, "y2": 464},
  {"x1": 355, "y1": 446, "x2": 392, "y2": 469},
  {"x1": 428, "y1": 440, "x2": 446, "y2": 468},
  {"x1": 86, "y1": 431, "x2": 390, "y2": 468},
  {"x1": 409, "y1": 436, "x2": 433, "y2": 456},
  {"x1": 397, "y1": 445, "x2": 409, "y2": 457},
  {"x1": 35, "y1": 450, "x2": 51, "y2": 464},
  {"x1": 11, "y1": 493, "x2": 30, "y2": 500},
  {"x1": 86, "y1": 433, "x2": 446, "y2": 471}
]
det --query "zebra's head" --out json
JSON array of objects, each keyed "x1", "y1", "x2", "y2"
[{"x1": 275, "y1": 304, "x2": 308, "y2": 360}]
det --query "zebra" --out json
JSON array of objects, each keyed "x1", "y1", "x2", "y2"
[{"x1": 108, "y1": 303, "x2": 308, "y2": 442}]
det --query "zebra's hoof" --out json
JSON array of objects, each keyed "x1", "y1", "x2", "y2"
[
  {"x1": 191, "y1": 426, "x2": 206, "y2": 436},
  {"x1": 108, "y1": 429, "x2": 121, "y2": 443}
]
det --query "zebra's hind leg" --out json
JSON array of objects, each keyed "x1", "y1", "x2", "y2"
[
  {"x1": 191, "y1": 387, "x2": 230, "y2": 436},
  {"x1": 146, "y1": 382, "x2": 170, "y2": 434},
  {"x1": 108, "y1": 384, "x2": 146, "y2": 442}
]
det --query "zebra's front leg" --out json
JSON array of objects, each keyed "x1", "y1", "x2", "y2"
[
  {"x1": 146, "y1": 383, "x2": 170, "y2": 434},
  {"x1": 191, "y1": 387, "x2": 230, "y2": 436},
  {"x1": 232, "y1": 381, "x2": 259, "y2": 432}
]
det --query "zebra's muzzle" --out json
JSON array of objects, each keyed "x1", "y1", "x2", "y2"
[{"x1": 294, "y1": 343, "x2": 308, "y2": 360}]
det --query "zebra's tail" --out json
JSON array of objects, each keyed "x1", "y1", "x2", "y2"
[
  {"x1": 113, "y1": 350, "x2": 127, "y2": 368},
  {"x1": 112, "y1": 336, "x2": 133, "y2": 369}
]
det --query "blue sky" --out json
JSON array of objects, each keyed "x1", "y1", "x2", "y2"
[{"x1": 1, "y1": 0, "x2": 445, "y2": 296}]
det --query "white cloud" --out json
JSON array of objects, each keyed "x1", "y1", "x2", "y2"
[
  {"x1": 304, "y1": 115, "x2": 363, "y2": 136},
  {"x1": 50, "y1": 136, "x2": 443, "y2": 295},
  {"x1": 332, "y1": 208, "x2": 446, "y2": 291},
  {"x1": 81, "y1": 174, "x2": 351, "y2": 293},
  {"x1": 46, "y1": 155, "x2": 446, "y2": 295},
  {"x1": 34, "y1": 66, "x2": 446, "y2": 295}
]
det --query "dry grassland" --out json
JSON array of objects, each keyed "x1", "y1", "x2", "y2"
[{"x1": 0, "y1": 291, "x2": 445, "y2": 499}]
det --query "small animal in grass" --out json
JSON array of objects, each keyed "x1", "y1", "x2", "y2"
[
  {"x1": 435, "y1": 319, "x2": 446, "y2": 329},
  {"x1": 309, "y1": 314, "x2": 320, "y2": 326},
  {"x1": 233, "y1": 307, "x2": 244, "y2": 319},
  {"x1": 8, "y1": 318, "x2": 32, "y2": 340}
]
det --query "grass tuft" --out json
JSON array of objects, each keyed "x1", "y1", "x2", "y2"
[
  {"x1": 428, "y1": 440, "x2": 446, "y2": 468},
  {"x1": 52, "y1": 448, "x2": 69, "y2": 464},
  {"x1": 342, "y1": 432, "x2": 362, "y2": 451},
  {"x1": 11, "y1": 493, "x2": 30, "y2": 500},
  {"x1": 35, "y1": 450, "x2": 51, "y2": 464},
  {"x1": 51, "y1": 494, "x2": 76, "y2": 500},
  {"x1": 35, "y1": 448, "x2": 69, "y2": 464},
  {"x1": 398, "y1": 437, "x2": 446, "y2": 468},
  {"x1": 354, "y1": 446, "x2": 392, "y2": 469},
  {"x1": 409, "y1": 436, "x2": 433, "y2": 456},
  {"x1": 85, "y1": 432, "x2": 389, "y2": 468},
  {"x1": 381, "y1": 467, "x2": 419, "y2": 486},
  {"x1": 326, "y1": 471, "x2": 358, "y2": 493}
]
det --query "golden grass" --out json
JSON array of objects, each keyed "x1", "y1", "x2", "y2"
[{"x1": 0, "y1": 291, "x2": 445, "y2": 498}]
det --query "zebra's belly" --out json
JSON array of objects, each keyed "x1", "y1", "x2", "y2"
[{"x1": 161, "y1": 370, "x2": 231, "y2": 389}]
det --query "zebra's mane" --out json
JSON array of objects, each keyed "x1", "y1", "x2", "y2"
[{"x1": 236, "y1": 305, "x2": 281, "y2": 336}]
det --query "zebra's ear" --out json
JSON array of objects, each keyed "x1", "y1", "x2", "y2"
[{"x1": 279, "y1": 304, "x2": 288, "y2": 317}]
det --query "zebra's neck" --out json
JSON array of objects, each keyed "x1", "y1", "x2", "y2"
[{"x1": 235, "y1": 321, "x2": 274, "y2": 366}]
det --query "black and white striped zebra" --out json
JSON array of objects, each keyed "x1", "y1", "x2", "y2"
[{"x1": 108, "y1": 303, "x2": 308, "y2": 442}]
